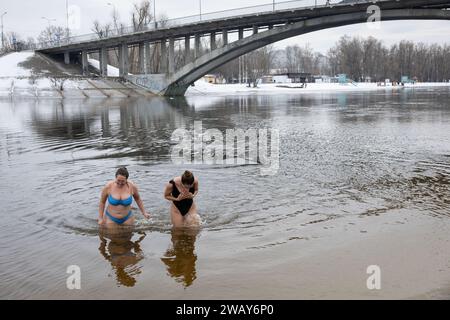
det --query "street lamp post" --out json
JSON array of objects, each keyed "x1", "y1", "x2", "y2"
[
  {"x1": 107, "y1": 2, "x2": 115, "y2": 12},
  {"x1": 153, "y1": 0, "x2": 157, "y2": 28},
  {"x1": 199, "y1": 0, "x2": 202, "y2": 21},
  {"x1": 42, "y1": 16, "x2": 56, "y2": 27},
  {"x1": 273, "y1": 0, "x2": 275, "y2": 12},
  {"x1": 65, "y1": 0, "x2": 69, "y2": 39},
  {"x1": 107, "y1": 2, "x2": 118, "y2": 34},
  {"x1": 66, "y1": 0, "x2": 69, "y2": 30},
  {"x1": 1, "y1": 12, "x2": 7, "y2": 50}
]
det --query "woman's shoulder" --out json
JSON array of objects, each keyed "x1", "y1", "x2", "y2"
[
  {"x1": 127, "y1": 180, "x2": 138, "y2": 190},
  {"x1": 105, "y1": 181, "x2": 114, "y2": 189},
  {"x1": 101, "y1": 181, "x2": 113, "y2": 195},
  {"x1": 172, "y1": 177, "x2": 181, "y2": 183},
  {"x1": 166, "y1": 180, "x2": 174, "y2": 188}
]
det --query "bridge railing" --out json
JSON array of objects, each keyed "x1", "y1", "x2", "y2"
[{"x1": 36, "y1": 0, "x2": 387, "y2": 50}]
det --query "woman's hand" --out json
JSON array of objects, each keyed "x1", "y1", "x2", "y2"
[
  {"x1": 143, "y1": 212, "x2": 151, "y2": 220},
  {"x1": 183, "y1": 193, "x2": 194, "y2": 199},
  {"x1": 175, "y1": 194, "x2": 185, "y2": 201},
  {"x1": 98, "y1": 217, "x2": 104, "y2": 225},
  {"x1": 176, "y1": 193, "x2": 193, "y2": 201}
]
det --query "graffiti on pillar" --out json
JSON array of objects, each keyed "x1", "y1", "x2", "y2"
[{"x1": 126, "y1": 75, "x2": 168, "y2": 93}]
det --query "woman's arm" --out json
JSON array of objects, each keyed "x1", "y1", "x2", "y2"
[
  {"x1": 164, "y1": 183, "x2": 179, "y2": 201},
  {"x1": 98, "y1": 184, "x2": 109, "y2": 224},
  {"x1": 191, "y1": 179, "x2": 199, "y2": 198},
  {"x1": 132, "y1": 183, "x2": 150, "y2": 219}
]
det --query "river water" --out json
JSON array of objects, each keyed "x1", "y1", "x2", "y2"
[{"x1": 1, "y1": 87, "x2": 449, "y2": 299}]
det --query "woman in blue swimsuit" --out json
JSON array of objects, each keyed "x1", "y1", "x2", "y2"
[{"x1": 98, "y1": 167, "x2": 150, "y2": 226}]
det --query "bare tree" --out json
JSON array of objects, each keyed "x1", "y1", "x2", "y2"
[
  {"x1": 129, "y1": 1, "x2": 154, "y2": 73},
  {"x1": 92, "y1": 20, "x2": 112, "y2": 39},
  {"x1": 1, "y1": 32, "x2": 36, "y2": 52},
  {"x1": 92, "y1": 8, "x2": 127, "y2": 69},
  {"x1": 326, "y1": 35, "x2": 450, "y2": 82},
  {"x1": 37, "y1": 26, "x2": 70, "y2": 48},
  {"x1": 50, "y1": 76, "x2": 67, "y2": 91},
  {"x1": 149, "y1": 13, "x2": 171, "y2": 73},
  {"x1": 132, "y1": 0, "x2": 153, "y2": 31},
  {"x1": 2, "y1": 32, "x2": 22, "y2": 51},
  {"x1": 25, "y1": 37, "x2": 37, "y2": 50},
  {"x1": 245, "y1": 45, "x2": 275, "y2": 87}
]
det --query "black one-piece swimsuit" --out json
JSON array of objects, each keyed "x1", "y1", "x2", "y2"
[{"x1": 170, "y1": 180, "x2": 195, "y2": 216}]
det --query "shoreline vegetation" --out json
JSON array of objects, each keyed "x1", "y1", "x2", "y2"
[
  {"x1": 1, "y1": 52, "x2": 449, "y2": 99},
  {"x1": 1, "y1": 51, "x2": 449, "y2": 99}
]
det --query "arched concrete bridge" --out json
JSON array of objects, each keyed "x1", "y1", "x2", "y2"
[{"x1": 36, "y1": 0, "x2": 450, "y2": 96}]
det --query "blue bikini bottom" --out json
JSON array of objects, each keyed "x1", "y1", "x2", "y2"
[{"x1": 105, "y1": 210, "x2": 133, "y2": 225}]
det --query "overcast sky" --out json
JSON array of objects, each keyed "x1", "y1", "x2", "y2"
[{"x1": 1, "y1": 0, "x2": 449, "y2": 53}]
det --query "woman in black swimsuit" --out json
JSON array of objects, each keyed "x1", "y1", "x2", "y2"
[{"x1": 164, "y1": 171, "x2": 200, "y2": 228}]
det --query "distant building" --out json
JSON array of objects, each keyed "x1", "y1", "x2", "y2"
[
  {"x1": 261, "y1": 75, "x2": 274, "y2": 84},
  {"x1": 338, "y1": 74, "x2": 347, "y2": 84},
  {"x1": 203, "y1": 74, "x2": 225, "y2": 84},
  {"x1": 313, "y1": 75, "x2": 333, "y2": 83},
  {"x1": 262, "y1": 73, "x2": 313, "y2": 84}
]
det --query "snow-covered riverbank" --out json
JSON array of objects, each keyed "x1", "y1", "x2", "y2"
[
  {"x1": 0, "y1": 51, "x2": 151, "y2": 98},
  {"x1": 186, "y1": 79, "x2": 450, "y2": 96},
  {"x1": 1, "y1": 51, "x2": 449, "y2": 98}
]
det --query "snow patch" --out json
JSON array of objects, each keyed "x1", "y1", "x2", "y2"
[
  {"x1": 88, "y1": 58, "x2": 120, "y2": 77},
  {"x1": 186, "y1": 79, "x2": 450, "y2": 96},
  {"x1": 0, "y1": 51, "x2": 34, "y2": 77}
]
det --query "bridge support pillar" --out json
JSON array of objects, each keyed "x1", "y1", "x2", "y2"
[
  {"x1": 139, "y1": 42, "x2": 146, "y2": 74},
  {"x1": 100, "y1": 47, "x2": 108, "y2": 77},
  {"x1": 119, "y1": 43, "x2": 129, "y2": 77},
  {"x1": 268, "y1": 24, "x2": 274, "y2": 30},
  {"x1": 222, "y1": 29, "x2": 228, "y2": 46},
  {"x1": 238, "y1": 28, "x2": 244, "y2": 40},
  {"x1": 168, "y1": 38, "x2": 175, "y2": 75},
  {"x1": 210, "y1": 32, "x2": 216, "y2": 51},
  {"x1": 144, "y1": 42, "x2": 150, "y2": 73},
  {"x1": 185, "y1": 36, "x2": 191, "y2": 64},
  {"x1": 81, "y1": 51, "x2": 89, "y2": 76},
  {"x1": 64, "y1": 51, "x2": 70, "y2": 64},
  {"x1": 195, "y1": 34, "x2": 201, "y2": 59},
  {"x1": 253, "y1": 26, "x2": 259, "y2": 35},
  {"x1": 160, "y1": 39, "x2": 167, "y2": 73}
]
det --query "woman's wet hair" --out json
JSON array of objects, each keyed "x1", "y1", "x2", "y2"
[
  {"x1": 116, "y1": 167, "x2": 129, "y2": 179},
  {"x1": 181, "y1": 170, "x2": 195, "y2": 185}
]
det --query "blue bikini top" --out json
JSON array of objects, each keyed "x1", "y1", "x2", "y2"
[{"x1": 108, "y1": 194, "x2": 133, "y2": 207}]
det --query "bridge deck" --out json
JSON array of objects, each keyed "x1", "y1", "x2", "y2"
[{"x1": 37, "y1": 0, "x2": 450, "y2": 54}]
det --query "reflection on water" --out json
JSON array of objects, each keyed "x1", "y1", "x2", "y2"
[
  {"x1": 98, "y1": 227, "x2": 146, "y2": 287},
  {"x1": 27, "y1": 98, "x2": 190, "y2": 161},
  {"x1": 161, "y1": 228, "x2": 200, "y2": 288}
]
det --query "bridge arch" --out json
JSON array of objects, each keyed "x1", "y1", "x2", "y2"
[{"x1": 154, "y1": 8, "x2": 450, "y2": 96}]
